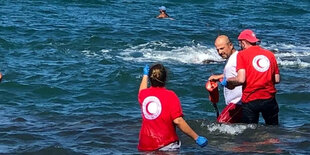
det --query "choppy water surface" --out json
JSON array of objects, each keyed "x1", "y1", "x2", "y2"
[{"x1": 0, "y1": 0, "x2": 309, "y2": 154}]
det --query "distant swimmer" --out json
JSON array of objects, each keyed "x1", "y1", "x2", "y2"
[
  {"x1": 0, "y1": 73, "x2": 2, "y2": 82},
  {"x1": 225, "y1": 29, "x2": 280, "y2": 125},
  {"x1": 137, "y1": 64, "x2": 207, "y2": 151},
  {"x1": 208, "y1": 35, "x2": 242, "y2": 123},
  {"x1": 157, "y1": 6, "x2": 174, "y2": 20}
]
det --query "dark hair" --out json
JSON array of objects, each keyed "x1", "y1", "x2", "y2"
[{"x1": 148, "y1": 63, "x2": 166, "y2": 87}]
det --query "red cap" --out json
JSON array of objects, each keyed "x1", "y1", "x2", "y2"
[{"x1": 238, "y1": 29, "x2": 260, "y2": 43}]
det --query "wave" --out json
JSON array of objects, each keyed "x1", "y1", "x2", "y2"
[
  {"x1": 263, "y1": 43, "x2": 310, "y2": 68},
  {"x1": 205, "y1": 123, "x2": 257, "y2": 135},
  {"x1": 81, "y1": 49, "x2": 111, "y2": 58},
  {"x1": 120, "y1": 41, "x2": 224, "y2": 64},
  {"x1": 117, "y1": 41, "x2": 310, "y2": 67},
  {"x1": 79, "y1": 41, "x2": 310, "y2": 68}
]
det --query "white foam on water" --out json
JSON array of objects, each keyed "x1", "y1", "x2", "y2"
[
  {"x1": 205, "y1": 123, "x2": 257, "y2": 135},
  {"x1": 262, "y1": 42, "x2": 310, "y2": 53},
  {"x1": 100, "y1": 49, "x2": 110, "y2": 53},
  {"x1": 120, "y1": 41, "x2": 224, "y2": 64},
  {"x1": 120, "y1": 41, "x2": 310, "y2": 67},
  {"x1": 262, "y1": 43, "x2": 310, "y2": 68},
  {"x1": 277, "y1": 58, "x2": 310, "y2": 68},
  {"x1": 81, "y1": 50, "x2": 99, "y2": 57},
  {"x1": 85, "y1": 42, "x2": 310, "y2": 68},
  {"x1": 81, "y1": 49, "x2": 112, "y2": 59}
]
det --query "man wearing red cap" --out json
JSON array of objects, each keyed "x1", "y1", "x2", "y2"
[{"x1": 224, "y1": 29, "x2": 280, "y2": 125}]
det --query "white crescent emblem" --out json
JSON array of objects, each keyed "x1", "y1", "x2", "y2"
[
  {"x1": 142, "y1": 96, "x2": 162, "y2": 120},
  {"x1": 252, "y1": 55, "x2": 270, "y2": 72}
]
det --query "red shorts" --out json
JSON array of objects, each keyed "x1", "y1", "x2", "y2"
[{"x1": 217, "y1": 103, "x2": 242, "y2": 123}]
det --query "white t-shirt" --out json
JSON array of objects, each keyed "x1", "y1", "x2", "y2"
[{"x1": 223, "y1": 51, "x2": 242, "y2": 105}]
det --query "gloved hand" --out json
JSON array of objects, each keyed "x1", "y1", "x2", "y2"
[
  {"x1": 219, "y1": 77, "x2": 227, "y2": 86},
  {"x1": 196, "y1": 136, "x2": 208, "y2": 147},
  {"x1": 143, "y1": 65, "x2": 149, "y2": 76}
]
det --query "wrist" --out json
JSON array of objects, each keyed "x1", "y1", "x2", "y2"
[
  {"x1": 220, "y1": 77, "x2": 227, "y2": 86},
  {"x1": 194, "y1": 135, "x2": 199, "y2": 141}
]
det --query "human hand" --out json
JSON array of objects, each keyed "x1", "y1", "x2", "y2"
[
  {"x1": 208, "y1": 75, "x2": 220, "y2": 81},
  {"x1": 143, "y1": 65, "x2": 149, "y2": 76},
  {"x1": 196, "y1": 136, "x2": 208, "y2": 147},
  {"x1": 219, "y1": 77, "x2": 227, "y2": 86}
]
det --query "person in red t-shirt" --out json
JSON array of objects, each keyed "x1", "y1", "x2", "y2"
[
  {"x1": 224, "y1": 29, "x2": 280, "y2": 125},
  {"x1": 138, "y1": 63, "x2": 208, "y2": 151}
]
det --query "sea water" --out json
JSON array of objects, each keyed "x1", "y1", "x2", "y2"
[{"x1": 0, "y1": 0, "x2": 309, "y2": 154}]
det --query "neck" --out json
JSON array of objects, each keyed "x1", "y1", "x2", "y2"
[{"x1": 231, "y1": 48, "x2": 236, "y2": 54}]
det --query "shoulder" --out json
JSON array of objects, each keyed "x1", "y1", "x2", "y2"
[
  {"x1": 231, "y1": 51, "x2": 239, "y2": 59},
  {"x1": 165, "y1": 89, "x2": 177, "y2": 95},
  {"x1": 260, "y1": 47, "x2": 276, "y2": 58},
  {"x1": 138, "y1": 88, "x2": 150, "y2": 98},
  {"x1": 163, "y1": 89, "x2": 179, "y2": 99},
  {"x1": 237, "y1": 50, "x2": 247, "y2": 59}
]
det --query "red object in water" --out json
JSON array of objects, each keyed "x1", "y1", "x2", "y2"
[{"x1": 205, "y1": 81, "x2": 219, "y2": 104}]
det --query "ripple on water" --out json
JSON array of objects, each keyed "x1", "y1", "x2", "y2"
[
  {"x1": 22, "y1": 145, "x2": 85, "y2": 155},
  {"x1": 9, "y1": 133, "x2": 44, "y2": 141},
  {"x1": 32, "y1": 85, "x2": 69, "y2": 98},
  {"x1": 11, "y1": 117, "x2": 27, "y2": 122}
]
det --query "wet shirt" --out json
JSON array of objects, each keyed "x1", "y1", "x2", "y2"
[
  {"x1": 138, "y1": 87, "x2": 183, "y2": 151},
  {"x1": 236, "y1": 46, "x2": 279, "y2": 103},
  {"x1": 223, "y1": 51, "x2": 242, "y2": 105}
]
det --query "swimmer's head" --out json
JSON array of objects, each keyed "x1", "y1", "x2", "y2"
[{"x1": 159, "y1": 6, "x2": 166, "y2": 12}]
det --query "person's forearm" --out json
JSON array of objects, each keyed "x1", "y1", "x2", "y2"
[
  {"x1": 174, "y1": 117, "x2": 198, "y2": 140},
  {"x1": 208, "y1": 74, "x2": 224, "y2": 81},
  {"x1": 139, "y1": 75, "x2": 148, "y2": 92},
  {"x1": 226, "y1": 69, "x2": 245, "y2": 88},
  {"x1": 227, "y1": 77, "x2": 243, "y2": 87}
]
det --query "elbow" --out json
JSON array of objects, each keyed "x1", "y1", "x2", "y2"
[
  {"x1": 275, "y1": 74, "x2": 280, "y2": 84},
  {"x1": 275, "y1": 78, "x2": 280, "y2": 84},
  {"x1": 238, "y1": 78, "x2": 245, "y2": 85},
  {"x1": 173, "y1": 117, "x2": 183, "y2": 126}
]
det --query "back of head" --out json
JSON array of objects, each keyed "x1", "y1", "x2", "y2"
[
  {"x1": 149, "y1": 64, "x2": 166, "y2": 87},
  {"x1": 238, "y1": 29, "x2": 260, "y2": 44}
]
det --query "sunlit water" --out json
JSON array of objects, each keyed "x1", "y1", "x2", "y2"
[{"x1": 0, "y1": 0, "x2": 309, "y2": 154}]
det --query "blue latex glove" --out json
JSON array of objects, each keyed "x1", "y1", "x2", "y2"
[
  {"x1": 143, "y1": 65, "x2": 149, "y2": 75},
  {"x1": 196, "y1": 136, "x2": 208, "y2": 147},
  {"x1": 220, "y1": 77, "x2": 227, "y2": 86}
]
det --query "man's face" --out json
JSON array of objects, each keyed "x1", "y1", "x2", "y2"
[
  {"x1": 215, "y1": 41, "x2": 233, "y2": 59},
  {"x1": 239, "y1": 40, "x2": 246, "y2": 50}
]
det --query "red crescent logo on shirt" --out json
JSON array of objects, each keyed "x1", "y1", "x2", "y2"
[
  {"x1": 252, "y1": 55, "x2": 270, "y2": 72},
  {"x1": 142, "y1": 96, "x2": 162, "y2": 120}
]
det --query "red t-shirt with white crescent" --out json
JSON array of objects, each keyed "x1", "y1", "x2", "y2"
[
  {"x1": 138, "y1": 87, "x2": 184, "y2": 151},
  {"x1": 236, "y1": 46, "x2": 279, "y2": 103}
]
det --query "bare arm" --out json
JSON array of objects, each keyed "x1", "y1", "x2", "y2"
[
  {"x1": 275, "y1": 74, "x2": 280, "y2": 84},
  {"x1": 227, "y1": 69, "x2": 245, "y2": 89},
  {"x1": 139, "y1": 65, "x2": 149, "y2": 92},
  {"x1": 173, "y1": 117, "x2": 199, "y2": 141},
  {"x1": 139, "y1": 75, "x2": 148, "y2": 92},
  {"x1": 208, "y1": 74, "x2": 224, "y2": 81}
]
